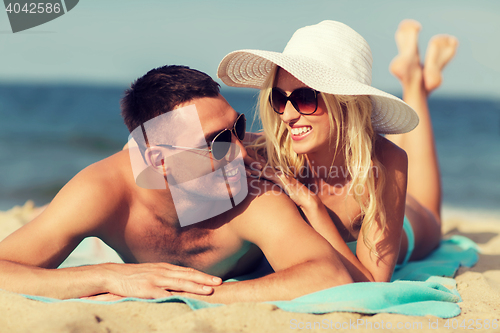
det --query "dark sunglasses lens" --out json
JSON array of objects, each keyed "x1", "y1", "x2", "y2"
[
  {"x1": 212, "y1": 130, "x2": 232, "y2": 160},
  {"x1": 292, "y1": 89, "x2": 317, "y2": 114},
  {"x1": 235, "y1": 115, "x2": 246, "y2": 141},
  {"x1": 270, "y1": 89, "x2": 286, "y2": 114}
]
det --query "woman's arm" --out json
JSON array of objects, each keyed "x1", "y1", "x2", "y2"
[
  {"x1": 299, "y1": 197, "x2": 376, "y2": 282},
  {"x1": 243, "y1": 161, "x2": 376, "y2": 282},
  {"x1": 245, "y1": 139, "x2": 408, "y2": 282},
  {"x1": 299, "y1": 144, "x2": 407, "y2": 282},
  {"x1": 355, "y1": 139, "x2": 408, "y2": 282}
]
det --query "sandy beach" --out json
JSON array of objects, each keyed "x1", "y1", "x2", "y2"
[{"x1": 0, "y1": 201, "x2": 499, "y2": 333}]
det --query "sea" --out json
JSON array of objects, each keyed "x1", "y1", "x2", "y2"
[{"x1": 1, "y1": 83, "x2": 499, "y2": 217}]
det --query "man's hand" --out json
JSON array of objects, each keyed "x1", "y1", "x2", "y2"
[
  {"x1": 95, "y1": 262, "x2": 222, "y2": 299},
  {"x1": 0, "y1": 259, "x2": 222, "y2": 300}
]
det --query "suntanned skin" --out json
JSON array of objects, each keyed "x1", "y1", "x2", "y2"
[
  {"x1": 249, "y1": 68, "x2": 408, "y2": 283},
  {"x1": 0, "y1": 94, "x2": 352, "y2": 303},
  {"x1": 247, "y1": 20, "x2": 457, "y2": 284}
]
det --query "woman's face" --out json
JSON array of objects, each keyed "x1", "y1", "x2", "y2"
[{"x1": 274, "y1": 69, "x2": 333, "y2": 156}]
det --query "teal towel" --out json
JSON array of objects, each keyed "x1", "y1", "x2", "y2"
[
  {"x1": 20, "y1": 235, "x2": 479, "y2": 318},
  {"x1": 392, "y1": 235, "x2": 479, "y2": 282}
]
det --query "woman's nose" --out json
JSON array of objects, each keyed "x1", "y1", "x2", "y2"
[{"x1": 280, "y1": 101, "x2": 300, "y2": 124}]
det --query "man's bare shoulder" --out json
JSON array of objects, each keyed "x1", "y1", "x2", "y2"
[
  {"x1": 0, "y1": 151, "x2": 137, "y2": 268},
  {"x1": 232, "y1": 178, "x2": 293, "y2": 213},
  {"x1": 222, "y1": 178, "x2": 340, "y2": 275},
  {"x1": 75, "y1": 150, "x2": 133, "y2": 191},
  {"x1": 246, "y1": 178, "x2": 290, "y2": 203},
  {"x1": 228, "y1": 178, "x2": 302, "y2": 235},
  {"x1": 45, "y1": 150, "x2": 135, "y2": 231}
]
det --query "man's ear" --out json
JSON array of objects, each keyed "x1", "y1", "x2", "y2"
[{"x1": 144, "y1": 147, "x2": 170, "y2": 176}]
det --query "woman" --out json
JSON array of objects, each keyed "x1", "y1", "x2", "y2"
[{"x1": 218, "y1": 20, "x2": 458, "y2": 282}]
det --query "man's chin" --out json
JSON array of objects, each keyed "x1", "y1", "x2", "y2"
[{"x1": 172, "y1": 167, "x2": 247, "y2": 204}]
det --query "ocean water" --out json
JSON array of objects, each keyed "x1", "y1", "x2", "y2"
[{"x1": 0, "y1": 83, "x2": 499, "y2": 216}]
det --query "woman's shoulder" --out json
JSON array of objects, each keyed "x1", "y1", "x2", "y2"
[{"x1": 374, "y1": 135, "x2": 408, "y2": 171}]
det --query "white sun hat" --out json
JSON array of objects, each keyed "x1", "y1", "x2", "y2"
[{"x1": 217, "y1": 20, "x2": 419, "y2": 134}]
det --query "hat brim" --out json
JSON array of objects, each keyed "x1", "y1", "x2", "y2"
[{"x1": 218, "y1": 50, "x2": 419, "y2": 135}]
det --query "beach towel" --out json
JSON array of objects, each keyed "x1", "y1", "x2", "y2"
[{"x1": 20, "y1": 235, "x2": 479, "y2": 318}]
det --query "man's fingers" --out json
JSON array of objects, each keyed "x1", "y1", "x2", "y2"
[
  {"x1": 103, "y1": 263, "x2": 223, "y2": 299},
  {"x1": 145, "y1": 263, "x2": 222, "y2": 285},
  {"x1": 158, "y1": 268, "x2": 222, "y2": 286},
  {"x1": 150, "y1": 263, "x2": 222, "y2": 285},
  {"x1": 156, "y1": 278, "x2": 215, "y2": 295},
  {"x1": 83, "y1": 289, "x2": 174, "y2": 301}
]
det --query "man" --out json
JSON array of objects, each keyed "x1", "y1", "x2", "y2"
[{"x1": 0, "y1": 65, "x2": 352, "y2": 303}]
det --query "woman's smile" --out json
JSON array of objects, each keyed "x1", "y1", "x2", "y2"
[{"x1": 290, "y1": 125, "x2": 313, "y2": 140}]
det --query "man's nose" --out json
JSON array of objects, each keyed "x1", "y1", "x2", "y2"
[{"x1": 225, "y1": 133, "x2": 247, "y2": 162}]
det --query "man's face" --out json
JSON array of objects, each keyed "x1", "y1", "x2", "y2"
[
  {"x1": 128, "y1": 94, "x2": 248, "y2": 227},
  {"x1": 164, "y1": 94, "x2": 248, "y2": 200},
  {"x1": 128, "y1": 93, "x2": 249, "y2": 226}
]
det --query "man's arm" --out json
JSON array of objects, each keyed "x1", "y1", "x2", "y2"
[
  {"x1": 177, "y1": 180, "x2": 353, "y2": 303},
  {"x1": 0, "y1": 155, "x2": 221, "y2": 299}
]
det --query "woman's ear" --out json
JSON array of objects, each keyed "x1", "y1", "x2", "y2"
[{"x1": 145, "y1": 147, "x2": 170, "y2": 176}]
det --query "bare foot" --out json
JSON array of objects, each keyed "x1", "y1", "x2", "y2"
[
  {"x1": 423, "y1": 34, "x2": 459, "y2": 93},
  {"x1": 389, "y1": 19, "x2": 423, "y2": 85}
]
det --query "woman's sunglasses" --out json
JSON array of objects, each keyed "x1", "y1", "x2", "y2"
[
  {"x1": 269, "y1": 87, "x2": 319, "y2": 115},
  {"x1": 159, "y1": 113, "x2": 246, "y2": 161}
]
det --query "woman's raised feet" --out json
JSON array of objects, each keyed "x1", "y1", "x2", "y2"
[
  {"x1": 389, "y1": 19, "x2": 424, "y2": 88},
  {"x1": 423, "y1": 34, "x2": 459, "y2": 93},
  {"x1": 390, "y1": 19, "x2": 459, "y2": 95}
]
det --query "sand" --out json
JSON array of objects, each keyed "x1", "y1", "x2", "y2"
[{"x1": 0, "y1": 201, "x2": 499, "y2": 333}]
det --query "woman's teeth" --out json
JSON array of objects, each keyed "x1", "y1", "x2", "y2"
[{"x1": 291, "y1": 127, "x2": 312, "y2": 135}]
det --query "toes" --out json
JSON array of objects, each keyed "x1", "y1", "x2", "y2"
[
  {"x1": 425, "y1": 34, "x2": 459, "y2": 70},
  {"x1": 394, "y1": 19, "x2": 421, "y2": 56},
  {"x1": 398, "y1": 19, "x2": 422, "y2": 31}
]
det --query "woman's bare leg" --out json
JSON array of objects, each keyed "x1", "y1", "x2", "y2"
[{"x1": 387, "y1": 20, "x2": 458, "y2": 260}]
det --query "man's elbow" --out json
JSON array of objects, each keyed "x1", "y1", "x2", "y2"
[{"x1": 313, "y1": 258, "x2": 354, "y2": 289}]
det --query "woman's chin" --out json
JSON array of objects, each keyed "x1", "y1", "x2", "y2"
[
  {"x1": 291, "y1": 139, "x2": 332, "y2": 156},
  {"x1": 291, "y1": 142, "x2": 313, "y2": 155}
]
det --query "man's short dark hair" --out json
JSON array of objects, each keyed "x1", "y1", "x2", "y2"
[{"x1": 121, "y1": 65, "x2": 220, "y2": 133}]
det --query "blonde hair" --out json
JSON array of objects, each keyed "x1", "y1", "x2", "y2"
[{"x1": 252, "y1": 67, "x2": 386, "y2": 255}]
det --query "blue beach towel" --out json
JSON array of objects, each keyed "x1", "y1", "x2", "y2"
[{"x1": 21, "y1": 235, "x2": 479, "y2": 318}]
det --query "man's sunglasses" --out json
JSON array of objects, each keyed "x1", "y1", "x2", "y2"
[
  {"x1": 158, "y1": 113, "x2": 246, "y2": 161},
  {"x1": 269, "y1": 87, "x2": 320, "y2": 115}
]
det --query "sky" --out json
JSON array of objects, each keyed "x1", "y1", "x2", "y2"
[{"x1": 1, "y1": 0, "x2": 500, "y2": 99}]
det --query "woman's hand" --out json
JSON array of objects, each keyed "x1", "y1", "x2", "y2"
[
  {"x1": 244, "y1": 156, "x2": 320, "y2": 211},
  {"x1": 276, "y1": 173, "x2": 321, "y2": 211}
]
